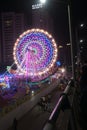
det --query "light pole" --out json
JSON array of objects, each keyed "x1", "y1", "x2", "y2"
[{"x1": 67, "y1": 2, "x2": 75, "y2": 81}]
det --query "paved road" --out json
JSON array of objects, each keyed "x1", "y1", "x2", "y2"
[{"x1": 8, "y1": 86, "x2": 62, "y2": 130}]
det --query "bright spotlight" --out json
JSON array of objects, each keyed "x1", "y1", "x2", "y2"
[
  {"x1": 40, "y1": 0, "x2": 46, "y2": 4},
  {"x1": 32, "y1": 90, "x2": 34, "y2": 94},
  {"x1": 61, "y1": 68, "x2": 65, "y2": 73},
  {"x1": 80, "y1": 24, "x2": 84, "y2": 27}
]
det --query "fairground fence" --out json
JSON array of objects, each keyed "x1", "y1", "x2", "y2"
[{"x1": 43, "y1": 79, "x2": 81, "y2": 130}]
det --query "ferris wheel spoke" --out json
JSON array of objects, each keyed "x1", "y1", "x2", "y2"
[{"x1": 13, "y1": 29, "x2": 58, "y2": 82}]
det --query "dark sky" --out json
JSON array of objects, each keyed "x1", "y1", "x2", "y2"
[
  {"x1": 0, "y1": 0, "x2": 86, "y2": 44},
  {"x1": 0, "y1": 0, "x2": 86, "y2": 21}
]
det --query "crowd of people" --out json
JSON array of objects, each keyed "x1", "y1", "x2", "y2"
[
  {"x1": 79, "y1": 62, "x2": 87, "y2": 115},
  {"x1": 76, "y1": 61, "x2": 87, "y2": 129}
]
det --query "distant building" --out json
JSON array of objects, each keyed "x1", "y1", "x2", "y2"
[
  {"x1": 0, "y1": 12, "x2": 25, "y2": 65},
  {"x1": 32, "y1": 3, "x2": 54, "y2": 34}
]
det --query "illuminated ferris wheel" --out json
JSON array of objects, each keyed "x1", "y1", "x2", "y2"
[{"x1": 13, "y1": 29, "x2": 58, "y2": 82}]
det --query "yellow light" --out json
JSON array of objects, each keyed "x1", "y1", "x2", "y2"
[
  {"x1": 59, "y1": 45, "x2": 63, "y2": 48},
  {"x1": 61, "y1": 68, "x2": 65, "y2": 73},
  {"x1": 13, "y1": 28, "x2": 58, "y2": 76},
  {"x1": 66, "y1": 43, "x2": 71, "y2": 46},
  {"x1": 49, "y1": 34, "x2": 52, "y2": 38}
]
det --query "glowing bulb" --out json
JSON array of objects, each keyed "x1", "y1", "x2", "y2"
[{"x1": 40, "y1": 0, "x2": 46, "y2": 4}]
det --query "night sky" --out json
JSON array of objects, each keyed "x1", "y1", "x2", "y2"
[{"x1": 0, "y1": 0, "x2": 87, "y2": 44}]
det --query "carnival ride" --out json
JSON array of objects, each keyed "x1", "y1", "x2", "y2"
[
  {"x1": 13, "y1": 28, "x2": 58, "y2": 82},
  {"x1": 0, "y1": 29, "x2": 59, "y2": 108},
  {"x1": 0, "y1": 29, "x2": 58, "y2": 89}
]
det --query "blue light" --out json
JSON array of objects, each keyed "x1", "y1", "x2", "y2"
[{"x1": 56, "y1": 61, "x2": 61, "y2": 66}]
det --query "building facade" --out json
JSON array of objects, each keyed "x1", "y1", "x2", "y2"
[
  {"x1": 32, "y1": 4, "x2": 54, "y2": 35},
  {"x1": 0, "y1": 12, "x2": 25, "y2": 66}
]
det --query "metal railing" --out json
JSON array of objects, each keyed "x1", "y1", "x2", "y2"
[{"x1": 43, "y1": 79, "x2": 79, "y2": 130}]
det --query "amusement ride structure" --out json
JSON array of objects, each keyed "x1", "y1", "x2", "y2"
[
  {"x1": 13, "y1": 28, "x2": 58, "y2": 82},
  {"x1": 0, "y1": 28, "x2": 58, "y2": 87}
]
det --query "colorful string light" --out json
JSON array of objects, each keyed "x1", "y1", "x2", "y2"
[{"x1": 13, "y1": 29, "x2": 58, "y2": 82}]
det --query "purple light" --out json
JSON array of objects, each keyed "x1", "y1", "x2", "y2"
[{"x1": 13, "y1": 29, "x2": 58, "y2": 82}]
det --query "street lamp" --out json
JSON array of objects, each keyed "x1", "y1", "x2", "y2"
[
  {"x1": 80, "y1": 23, "x2": 84, "y2": 28},
  {"x1": 40, "y1": 0, "x2": 46, "y2": 4},
  {"x1": 76, "y1": 23, "x2": 85, "y2": 66},
  {"x1": 80, "y1": 39, "x2": 83, "y2": 43}
]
